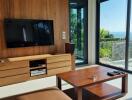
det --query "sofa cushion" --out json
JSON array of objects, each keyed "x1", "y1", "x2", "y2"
[{"x1": 2, "y1": 87, "x2": 72, "y2": 100}]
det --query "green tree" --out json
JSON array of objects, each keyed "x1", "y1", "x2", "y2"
[
  {"x1": 99, "y1": 29, "x2": 114, "y2": 58},
  {"x1": 100, "y1": 28, "x2": 114, "y2": 39},
  {"x1": 70, "y1": 10, "x2": 77, "y2": 48}
]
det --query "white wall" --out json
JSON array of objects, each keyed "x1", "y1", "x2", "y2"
[{"x1": 88, "y1": 0, "x2": 97, "y2": 65}]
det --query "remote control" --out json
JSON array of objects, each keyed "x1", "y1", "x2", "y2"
[{"x1": 107, "y1": 72, "x2": 116, "y2": 76}]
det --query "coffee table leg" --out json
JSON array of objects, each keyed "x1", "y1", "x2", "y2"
[
  {"x1": 122, "y1": 74, "x2": 128, "y2": 93},
  {"x1": 74, "y1": 87, "x2": 82, "y2": 100},
  {"x1": 56, "y1": 77, "x2": 62, "y2": 90}
]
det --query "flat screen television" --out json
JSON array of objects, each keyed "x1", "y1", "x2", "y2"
[{"x1": 4, "y1": 19, "x2": 54, "y2": 48}]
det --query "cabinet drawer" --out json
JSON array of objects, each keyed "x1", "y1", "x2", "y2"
[
  {"x1": 48, "y1": 66, "x2": 71, "y2": 76},
  {"x1": 0, "y1": 61, "x2": 29, "y2": 71},
  {"x1": 47, "y1": 61, "x2": 71, "y2": 69},
  {"x1": 0, "y1": 67, "x2": 29, "y2": 78},
  {"x1": 47, "y1": 54, "x2": 71, "y2": 63},
  {"x1": 0, "y1": 74, "x2": 29, "y2": 86}
]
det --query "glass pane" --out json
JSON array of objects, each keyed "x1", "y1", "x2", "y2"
[
  {"x1": 128, "y1": 1, "x2": 132, "y2": 71},
  {"x1": 70, "y1": 8, "x2": 84, "y2": 64},
  {"x1": 99, "y1": 0, "x2": 127, "y2": 68},
  {"x1": 69, "y1": 0, "x2": 88, "y2": 65}
]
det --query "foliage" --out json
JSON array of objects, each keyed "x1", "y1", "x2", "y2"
[
  {"x1": 70, "y1": 9, "x2": 84, "y2": 51},
  {"x1": 70, "y1": 13, "x2": 77, "y2": 36},
  {"x1": 99, "y1": 28, "x2": 114, "y2": 58},
  {"x1": 99, "y1": 41, "x2": 113, "y2": 58},
  {"x1": 99, "y1": 48, "x2": 111, "y2": 58},
  {"x1": 70, "y1": 10, "x2": 77, "y2": 48},
  {"x1": 100, "y1": 28, "x2": 114, "y2": 39},
  {"x1": 100, "y1": 38, "x2": 124, "y2": 42}
]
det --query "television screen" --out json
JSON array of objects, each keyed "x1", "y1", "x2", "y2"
[{"x1": 4, "y1": 19, "x2": 54, "y2": 48}]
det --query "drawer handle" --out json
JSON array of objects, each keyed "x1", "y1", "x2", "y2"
[
  {"x1": 0, "y1": 59, "x2": 8, "y2": 63},
  {"x1": 0, "y1": 60, "x2": 5, "y2": 63}
]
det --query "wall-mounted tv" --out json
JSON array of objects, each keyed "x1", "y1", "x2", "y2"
[{"x1": 4, "y1": 19, "x2": 54, "y2": 48}]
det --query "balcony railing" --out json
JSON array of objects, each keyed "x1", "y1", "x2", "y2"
[{"x1": 99, "y1": 39, "x2": 132, "y2": 68}]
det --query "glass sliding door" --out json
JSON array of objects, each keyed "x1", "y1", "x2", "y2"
[
  {"x1": 69, "y1": 0, "x2": 88, "y2": 65},
  {"x1": 99, "y1": 0, "x2": 127, "y2": 69},
  {"x1": 97, "y1": 0, "x2": 132, "y2": 73}
]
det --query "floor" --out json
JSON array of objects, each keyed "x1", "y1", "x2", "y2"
[{"x1": 0, "y1": 65, "x2": 132, "y2": 100}]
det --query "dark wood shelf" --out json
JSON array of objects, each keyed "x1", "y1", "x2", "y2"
[{"x1": 84, "y1": 83, "x2": 126, "y2": 100}]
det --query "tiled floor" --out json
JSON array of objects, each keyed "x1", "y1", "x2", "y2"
[{"x1": 0, "y1": 65, "x2": 132, "y2": 100}]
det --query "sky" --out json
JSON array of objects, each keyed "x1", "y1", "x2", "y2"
[{"x1": 100, "y1": 0, "x2": 132, "y2": 32}]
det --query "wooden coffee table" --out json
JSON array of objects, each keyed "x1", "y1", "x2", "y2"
[{"x1": 56, "y1": 66, "x2": 128, "y2": 100}]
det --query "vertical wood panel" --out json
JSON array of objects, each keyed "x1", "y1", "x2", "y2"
[
  {"x1": 47, "y1": 0, "x2": 57, "y2": 54},
  {"x1": 60, "y1": 0, "x2": 69, "y2": 51},
  {"x1": 0, "y1": 0, "x2": 69, "y2": 58},
  {"x1": 55, "y1": 0, "x2": 69, "y2": 53},
  {"x1": 56, "y1": 0, "x2": 63, "y2": 53},
  {"x1": 0, "y1": 0, "x2": 4, "y2": 57}
]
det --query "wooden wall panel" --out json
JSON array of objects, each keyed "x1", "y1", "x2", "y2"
[
  {"x1": 57, "y1": 0, "x2": 69, "y2": 52},
  {"x1": 0, "y1": 0, "x2": 5, "y2": 57},
  {"x1": 47, "y1": 0, "x2": 69, "y2": 53},
  {"x1": 0, "y1": 0, "x2": 69, "y2": 58}
]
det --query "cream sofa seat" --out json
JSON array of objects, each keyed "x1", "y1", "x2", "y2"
[{"x1": 2, "y1": 87, "x2": 72, "y2": 100}]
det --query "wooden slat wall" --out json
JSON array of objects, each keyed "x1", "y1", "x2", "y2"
[{"x1": 0, "y1": 0, "x2": 69, "y2": 58}]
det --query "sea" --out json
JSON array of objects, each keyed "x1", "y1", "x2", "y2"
[{"x1": 111, "y1": 32, "x2": 132, "y2": 41}]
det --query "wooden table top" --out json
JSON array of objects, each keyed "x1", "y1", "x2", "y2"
[{"x1": 57, "y1": 66, "x2": 128, "y2": 87}]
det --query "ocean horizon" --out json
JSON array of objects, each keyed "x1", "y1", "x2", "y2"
[{"x1": 111, "y1": 32, "x2": 132, "y2": 40}]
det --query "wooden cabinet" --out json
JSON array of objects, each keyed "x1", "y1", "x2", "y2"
[
  {"x1": 0, "y1": 60, "x2": 30, "y2": 86},
  {"x1": 47, "y1": 54, "x2": 71, "y2": 63},
  {"x1": 47, "y1": 61, "x2": 71, "y2": 70},
  {"x1": 0, "y1": 61, "x2": 29, "y2": 70},
  {"x1": 0, "y1": 67, "x2": 29, "y2": 78},
  {"x1": 48, "y1": 67, "x2": 71, "y2": 76},
  {"x1": 0, "y1": 74, "x2": 30, "y2": 86},
  {"x1": 0, "y1": 54, "x2": 73, "y2": 86},
  {"x1": 47, "y1": 54, "x2": 72, "y2": 76}
]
